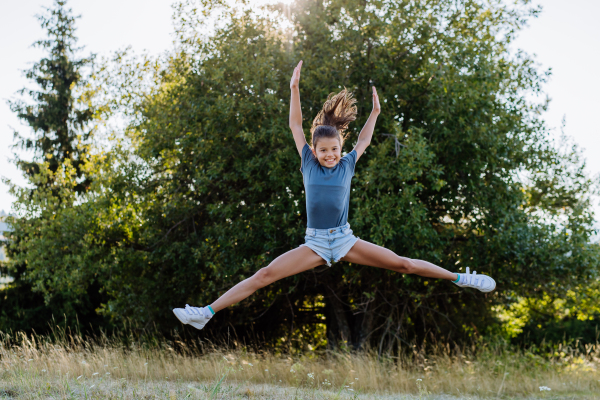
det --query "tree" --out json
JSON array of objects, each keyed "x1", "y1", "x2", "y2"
[
  {"x1": 10, "y1": 0, "x2": 95, "y2": 192},
  {"x1": 5, "y1": 0, "x2": 598, "y2": 350},
  {"x1": 86, "y1": 0, "x2": 596, "y2": 348},
  {"x1": 1, "y1": 0, "x2": 105, "y2": 333}
]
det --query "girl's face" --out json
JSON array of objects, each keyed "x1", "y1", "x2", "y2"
[{"x1": 313, "y1": 137, "x2": 342, "y2": 168}]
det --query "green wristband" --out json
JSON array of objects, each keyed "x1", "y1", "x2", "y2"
[
  {"x1": 453, "y1": 274, "x2": 460, "y2": 283},
  {"x1": 207, "y1": 305, "x2": 215, "y2": 315}
]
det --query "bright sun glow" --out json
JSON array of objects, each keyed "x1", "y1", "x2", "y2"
[{"x1": 256, "y1": 0, "x2": 295, "y2": 5}]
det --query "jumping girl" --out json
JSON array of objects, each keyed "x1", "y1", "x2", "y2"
[{"x1": 173, "y1": 61, "x2": 496, "y2": 330}]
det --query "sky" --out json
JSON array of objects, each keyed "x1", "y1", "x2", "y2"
[{"x1": 1, "y1": 0, "x2": 600, "y2": 215}]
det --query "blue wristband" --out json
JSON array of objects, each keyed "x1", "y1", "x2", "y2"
[{"x1": 207, "y1": 305, "x2": 215, "y2": 315}]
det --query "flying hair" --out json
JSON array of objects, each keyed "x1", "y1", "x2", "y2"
[{"x1": 310, "y1": 88, "x2": 357, "y2": 148}]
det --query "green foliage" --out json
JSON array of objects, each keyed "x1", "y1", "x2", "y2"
[
  {"x1": 496, "y1": 279, "x2": 600, "y2": 343},
  {"x1": 1, "y1": 0, "x2": 107, "y2": 333},
  {"x1": 3, "y1": 0, "x2": 599, "y2": 348}
]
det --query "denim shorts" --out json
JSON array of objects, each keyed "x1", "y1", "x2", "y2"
[{"x1": 301, "y1": 223, "x2": 359, "y2": 267}]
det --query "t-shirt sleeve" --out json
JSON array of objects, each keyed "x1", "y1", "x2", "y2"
[
  {"x1": 301, "y1": 143, "x2": 317, "y2": 173},
  {"x1": 342, "y1": 150, "x2": 358, "y2": 176}
]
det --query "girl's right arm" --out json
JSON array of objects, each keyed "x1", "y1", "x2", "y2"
[{"x1": 289, "y1": 60, "x2": 307, "y2": 156}]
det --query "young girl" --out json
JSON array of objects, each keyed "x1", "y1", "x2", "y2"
[{"x1": 173, "y1": 61, "x2": 495, "y2": 330}]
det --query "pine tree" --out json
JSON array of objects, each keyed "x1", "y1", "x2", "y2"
[
  {"x1": 9, "y1": 0, "x2": 94, "y2": 194},
  {"x1": 0, "y1": 0, "x2": 102, "y2": 334}
]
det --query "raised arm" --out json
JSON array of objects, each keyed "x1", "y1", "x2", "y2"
[
  {"x1": 353, "y1": 86, "x2": 381, "y2": 161},
  {"x1": 289, "y1": 60, "x2": 307, "y2": 156}
]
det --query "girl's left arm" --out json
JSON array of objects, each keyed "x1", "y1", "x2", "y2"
[{"x1": 353, "y1": 86, "x2": 380, "y2": 161}]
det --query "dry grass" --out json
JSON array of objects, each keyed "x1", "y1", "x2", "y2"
[{"x1": 0, "y1": 330, "x2": 599, "y2": 399}]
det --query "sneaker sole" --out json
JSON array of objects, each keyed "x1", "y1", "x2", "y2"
[{"x1": 188, "y1": 321, "x2": 207, "y2": 330}]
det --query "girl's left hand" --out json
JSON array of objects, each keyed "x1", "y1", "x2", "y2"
[
  {"x1": 372, "y1": 86, "x2": 381, "y2": 115},
  {"x1": 290, "y1": 60, "x2": 303, "y2": 89}
]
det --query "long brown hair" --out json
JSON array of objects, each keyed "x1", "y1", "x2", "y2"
[{"x1": 310, "y1": 88, "x2": 357, "y2": 148}]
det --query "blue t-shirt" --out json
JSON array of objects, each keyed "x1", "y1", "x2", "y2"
[{"x1": 301, "y1": 143, "x2": 357, "y2": 229}]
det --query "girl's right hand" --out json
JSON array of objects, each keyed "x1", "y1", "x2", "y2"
[{"x1": 290, "y1": 60, "x2": 302, "y2": 89}]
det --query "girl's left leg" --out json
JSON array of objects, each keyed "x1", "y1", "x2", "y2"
[{"x1": 341, "y1": 239, "x2": 458, "y2": 281}]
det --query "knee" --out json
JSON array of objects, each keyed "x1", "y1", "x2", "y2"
[
  {"x1": 396, "y1": 257, "x2": 416, "y2": 274},
  {"x1": 252, "y1": 267, "x2": 273, "y2": 288}
]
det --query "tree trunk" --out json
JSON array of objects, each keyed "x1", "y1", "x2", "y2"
[
  {"x1": 326, "y1": 287, "x2": 351, "y2": 348},
  {"x1": 353, "y1": 300, "x2": 375, "y2": 350}
]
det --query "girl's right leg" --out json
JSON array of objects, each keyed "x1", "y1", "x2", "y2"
[
  {"x1": 210, "y1": 245, "x2": 325, "y2": 312},
  {"x1": 341, "y1": 239, "x2": 457, "y2": 280}
]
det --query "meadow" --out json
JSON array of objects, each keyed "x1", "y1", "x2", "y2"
[{"x1": 0, "y1": 329, "x2": 598, "y2": 399}]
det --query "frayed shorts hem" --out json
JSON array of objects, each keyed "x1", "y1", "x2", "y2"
[{"x1": 300, "y1": 223, "x2": 359, "y2": 267}]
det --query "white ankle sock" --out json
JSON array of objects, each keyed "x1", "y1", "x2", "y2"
[{"x1": 203, "y1": 307, "x2": 214, "y2": 319}]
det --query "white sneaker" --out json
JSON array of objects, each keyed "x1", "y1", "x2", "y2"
[
  {"x1": 453, "y1": 267, "x2": 496, "y2": 292},
  {"x1": 173, "y1": 304, "x2": 213, "y2": 330}
]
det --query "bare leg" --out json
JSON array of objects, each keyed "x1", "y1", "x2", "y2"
[
  {"x1": 341, "y1": 239, "x2": 458, "y2": 280},
  {"x1": 210, "y1": 246, "x2": 325, "y2": 312}
]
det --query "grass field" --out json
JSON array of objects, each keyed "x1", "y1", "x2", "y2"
[{"x1": 0, "y1": 330, "x2": 598, "y2": 399}]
